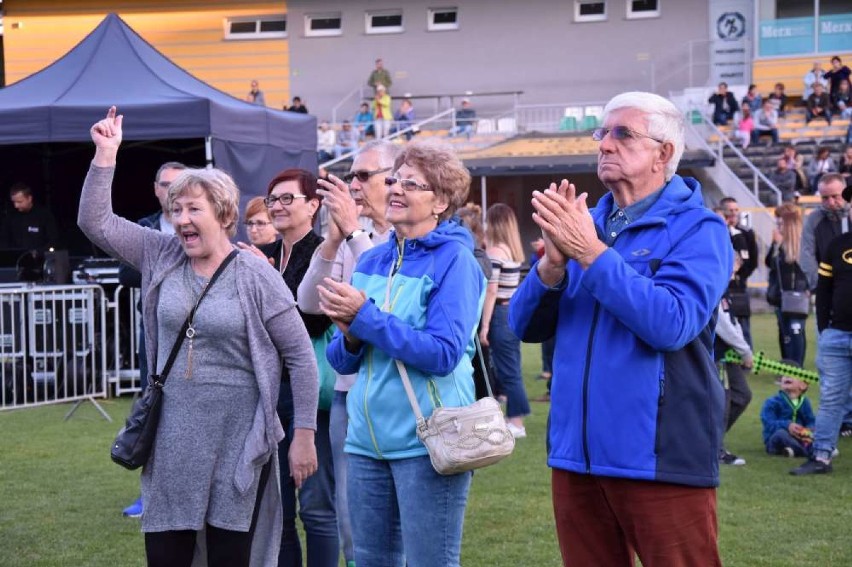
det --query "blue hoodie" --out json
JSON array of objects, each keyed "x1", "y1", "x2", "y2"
[
  {"x1": 327, "y1": 220, "x2": 486, "y2": 459},
  {"x1": 510, "y1": 175, "x2": 732, "y2": 487}
]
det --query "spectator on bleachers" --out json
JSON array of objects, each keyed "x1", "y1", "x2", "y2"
[
  {"x1": 334, "y1": 120, "x2": 359, "y2": 158},
  {"x1": 782, "y1": 144, "x2": 808, "y2": 192},
  {"x1": 353, "y1": 102, "x2": 374, "y2": 140},
  {"x1": 317, "y1": 121, "x2": 336, "y2": 163},
  {"x1": 806, "y1": 146, "x2": 837, "y2": 190},
  {"x1": 806, "y1": 83, "x2": 832, "y2": 126},
  {"x1": 752, "y1": 99, "x2": 779, "y2": 146},
  {"x1": 708, "y1": 82, "x2": 739, "y2": 126},
  {"x1": 733, "y1": 105, "x2": 754, "y2": 148},
  {"x1": 367, "y1": 58, "x2": 392, "y2": 94},
  {"x1": 823, "y1": 56, "x2": 851, "y2": 99},
  {"x1": 371, "y1": 84, "x2": 392, "y2": 139},
  {"x1": 839, "y1": 145, "x2": 852, "y2": 183},
  {"x1": 448, "y1": 98, "x2": 477, "y2": 139},
  {"x1": 830, "y1": 79, "x2": 851, "y2": 119},
  {"x1": 391, "y1": 98, "x2": 417, "y2": 140},
  {"x1": 768, "y1": 83, "x2": 788, "y2": 118},
  {"x1": 804, "y1": 61, "x2": 829, "y2": 100},
  {"x1": 287, "y1": 96, "x2": 309, "y2": 114},
  {"x1": 769, "y1": 157, "x2": 798, "y2": 203},
  {"x1": 741, "y1": 84, "x2": 762, "y2": 113}
]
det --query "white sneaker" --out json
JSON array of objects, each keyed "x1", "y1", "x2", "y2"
[
  {"x1": 831, "y1": 447, "x2": 840, "y2": 458},
  {"x1": 507, "y1": 422, "x2": 527, "y2": 439},
  {"x1": 783, "y1": 447, "x2": 795, "y2": 458}
]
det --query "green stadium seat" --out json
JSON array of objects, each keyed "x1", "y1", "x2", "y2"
[
  {"x1": 559, "y1": 116, "x2": 578, "y2": 131},
  {"x1": 581, "y1": 115, "x2": 598, "y2": 130}
]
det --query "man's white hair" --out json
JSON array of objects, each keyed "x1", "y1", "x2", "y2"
[{"x1": 602, "y1": 91, "x2": 685, "y2": 181}]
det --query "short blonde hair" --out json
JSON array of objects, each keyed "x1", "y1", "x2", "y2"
[
  {"x1": 393, "y1": 140, "x2": 471, "y2": 222},
  {"x1": 168, "y1": 168, "x2": 240, "y2": 237}
]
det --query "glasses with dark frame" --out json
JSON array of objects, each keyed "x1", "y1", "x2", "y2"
[
  {"x1": 384, "y1": 177, "x2": 432, "y2": 192},
  {"x1": 244, "y1": 220, "x2": 273, "y2": 229},
  {"x1": 264, "y1": 193, "x2": 309, "y2": 208},
  {"x1": 591, "y1": 126, "x2": 665, "y2": 144},
  {"x1": 343, "y1": 167, "x2": 392, "y2": 184}
]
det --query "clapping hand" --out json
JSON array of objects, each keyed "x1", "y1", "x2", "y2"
[
  {"x1": 318, "y1": 174, "x2": 362, "y2": 245},
  {"x1": 317, "y1": 278, "x2": 366, "y2": 334}
]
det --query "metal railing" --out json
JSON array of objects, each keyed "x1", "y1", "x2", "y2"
[{"x1": 498, "y1": 102, "x2": 607, "y2": 134}]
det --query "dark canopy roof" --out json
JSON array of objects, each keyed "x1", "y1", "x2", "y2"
[{"x1": 0, "y1": 13, "x2": 316, "y2": 204}]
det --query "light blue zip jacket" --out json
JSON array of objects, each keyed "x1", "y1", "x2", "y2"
[{"x1": 327, "y1": 220, "x2": 486, "y2": 459}]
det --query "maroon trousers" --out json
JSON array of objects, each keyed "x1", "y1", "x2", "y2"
[{"x1": 552, "y1": 469, "x2": 721, "y2": 567}]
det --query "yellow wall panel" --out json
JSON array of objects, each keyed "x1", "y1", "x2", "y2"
[
  {"x1": 3, "y1": 0, "x2": 292, "y2": 109},
  {"x1": 753, "y1": 53, "x2": 852, "y2": 98}
]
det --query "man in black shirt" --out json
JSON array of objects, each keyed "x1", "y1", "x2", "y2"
[
  {"x1": 1, "y1": 182, "x2": 59, "y2": 251},
  {"x1": 791, "y1": 183, "x2": 852, "y2": 476},
  {"x1": 720, "y1": 197, "x2": 758, "y2": 346}
]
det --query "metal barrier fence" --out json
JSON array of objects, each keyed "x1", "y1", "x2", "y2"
[{"x1": 0, "y1": 283, "x2": 142, "y2": 413}]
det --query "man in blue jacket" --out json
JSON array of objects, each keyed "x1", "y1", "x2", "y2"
[{"x1": 510, "y1": 91, "x2": 732, "y2": 567}]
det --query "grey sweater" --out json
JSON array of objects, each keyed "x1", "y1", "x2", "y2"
[{"x1": 78, "y1": 163, "x2": 318, "y2": 566}]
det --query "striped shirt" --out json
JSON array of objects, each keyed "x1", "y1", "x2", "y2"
[{"x1": 490, "y1": 256, "x2": 522, "y2": 300}]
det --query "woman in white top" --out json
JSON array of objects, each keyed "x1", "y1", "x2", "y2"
[{"x1": 480, "y1": 203, "x2": 530, "y2": 438}]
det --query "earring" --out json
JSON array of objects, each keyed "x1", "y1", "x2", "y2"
[{"x1": 433, "y1": 213, "x2": 439, "y2": 220}]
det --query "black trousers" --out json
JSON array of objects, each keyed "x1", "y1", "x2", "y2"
[
  {"x1": 723, "y1": 362, "x2": 752, "y2": 432},
  {"x1": 144, "y1": 460, "x2": 271, "y2": 567}
]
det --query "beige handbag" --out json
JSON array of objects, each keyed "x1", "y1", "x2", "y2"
[{"x1": 394, "y1": 337, "x2": 515, "y2": 476}]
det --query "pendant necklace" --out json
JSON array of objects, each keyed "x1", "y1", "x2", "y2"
[{"x1": 184, "y1": 262, "x2": 209, "y2": 379}]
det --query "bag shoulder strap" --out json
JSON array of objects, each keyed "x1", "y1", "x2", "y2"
[{"x1": 153, "y1": 249, "x2": 238, "y2": 387}]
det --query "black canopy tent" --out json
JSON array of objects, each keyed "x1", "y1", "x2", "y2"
[{"x1": 0, "y1": 13, "x2": 316, "y2": 255}]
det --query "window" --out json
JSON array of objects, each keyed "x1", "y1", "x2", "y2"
[
  {"x1": 366, "y1": 11, "x2": 404, "y2": 34},
  {"x1": 224, "y1": 16, "x2": 287, "y2": 40},
  {"x1": 428, "y1": 7, "x2": 459, "y2": 31},
  {"x1": 575, "y1": 1, "x2": 607, "y2": 23},
  {"x1": 626, "y1": 0, "x2": 660, "y2": 19},
  {"x1": 305, "y1": 13, "x2": 342, "y2": 37}
]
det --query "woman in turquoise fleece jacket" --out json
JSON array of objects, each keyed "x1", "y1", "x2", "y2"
[{"x1": 318, "y1": 141, "x2": 485, "y2": 567}]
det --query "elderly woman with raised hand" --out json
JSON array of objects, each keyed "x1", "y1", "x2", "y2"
[
  {"x1": 296, "y1": 140, "x2": 399, "y2": 567},
  {"x1": 318, "y1": 140, "x2": 486, "y2": 567},
  {"x1": 78, "y1": 107, "x2": 318, "y2": 567},
  {"x1": 252, "y1": 169, "x2": 340, "y2": 567},
  {"x1": 242, "y1": 196, "x2": 278, "y2": 247}
]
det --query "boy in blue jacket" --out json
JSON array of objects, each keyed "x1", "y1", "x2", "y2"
[{"x1": 761, "y1": 365, "x2": 816, "y2": 458}]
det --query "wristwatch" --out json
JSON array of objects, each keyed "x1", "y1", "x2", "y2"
[{"x1": 345, "y1": 229, "x2": 367, "y2": 242}]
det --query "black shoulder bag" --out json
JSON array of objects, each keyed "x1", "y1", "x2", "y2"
[{"x1": 111, "y1": 250, "x2": 238, "y2": 470}]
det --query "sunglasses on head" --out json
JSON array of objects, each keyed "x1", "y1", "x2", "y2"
[
  {"x1": 342, "y1": 167, "x2": 391, "y2": 184},
  {"x1": 592, "y1": 126, "x2": 664, "y2": 144}
]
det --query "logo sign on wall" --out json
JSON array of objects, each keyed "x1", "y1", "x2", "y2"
[{"x1": 709, "y1": 0, "x2": 752, "y2": 86}]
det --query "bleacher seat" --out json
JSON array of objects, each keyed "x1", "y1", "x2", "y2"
[{"x1": 559, "y1": 116, "x2": 577, "y2": 131}]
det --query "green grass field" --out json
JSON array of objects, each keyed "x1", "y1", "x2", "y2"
[{"x1": 1, "y1": 313, "x2": 850, "y2": 566}]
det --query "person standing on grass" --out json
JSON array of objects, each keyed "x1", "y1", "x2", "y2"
[
  {"x1": 510, "y1": 91, "x2": 731, "y2": 566},
  {"x1": 719, "y1": 196, "x2": 758, "y2": 347},
  {"x1": 791, "y1": 183, "x2": 852, "y2": 476}
]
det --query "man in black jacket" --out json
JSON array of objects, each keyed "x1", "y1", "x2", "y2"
[
  {"x1": 1, "y1": 182, "x2": 59, "y2": 251},
  {"x1": 117, "y1": 161, "x2": 186, "y2": 518},
  {"x1": 708, "y1": 82, "x2": 739, "y2": 125},
  {"x1": 720, "y1": 197, "x2": 758, "y2": 347}
]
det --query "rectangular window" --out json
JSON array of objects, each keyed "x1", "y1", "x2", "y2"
[
  {"x1": 575, "y1": 1, "x2": 607, "y2": 23},
  {"x1": 366, "y1": 11, "x2": 404, "y2": 34},
  {"x1": 305, "y1": 13, "x2": 343, "y2": 37},
  {"x1": 224, "y1": 16, "x2": 287, "y2": 40},
  {"x1": 428, "y1": 7, "x2": 459, "y2": 31},
  {"x1": 627, "y1": 0, "x2": 660, "y2": 20}
]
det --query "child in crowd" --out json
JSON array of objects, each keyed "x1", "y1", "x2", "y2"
[
  {"x1": 733, "y1": 105, "x2": 754, "y2": 149},
  {"x1": 760, "y1": 367, "x2": 815, "y2": 458},
  {"x1": 714, "y1": 253, "x2": 754, "y2": 466}
]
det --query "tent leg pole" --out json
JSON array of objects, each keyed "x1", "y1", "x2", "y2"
[
  {"x1": 205, "y1": 137, "x2": 213, "y2": 169},
  {"x1": 480, "y1": 176, "x2": 487, "y2": 222}
]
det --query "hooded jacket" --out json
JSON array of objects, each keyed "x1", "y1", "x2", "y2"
[
  {"x1": 327, "y1": 220, "x2": 486, "y2": 459},
  {"x1": 510, "y1": 175, "x2": 732, "y2": 487}
]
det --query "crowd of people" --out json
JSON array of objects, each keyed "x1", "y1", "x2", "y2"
[{"x1": 31, "y1": 48, "x2": 846, "y2": 566}]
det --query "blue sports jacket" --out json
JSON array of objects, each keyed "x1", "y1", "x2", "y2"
[
  {"x1": 760, "y1": 391, "x2": 815, "y2": 447},
  {"x1": 510, "y1": 175, "x2": 732, "y2": 487},
  {"x1": 327, "y1": 220, "x2": 486, "y2": 460}
]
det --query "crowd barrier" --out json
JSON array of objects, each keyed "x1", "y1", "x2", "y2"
[{"x1": 0, "y1": 283, "x2": 142, "y2": 412}]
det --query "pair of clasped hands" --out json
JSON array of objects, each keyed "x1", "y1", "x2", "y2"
[{"x1": 531, "y1": 180, "x2": 607, "y2": 286}]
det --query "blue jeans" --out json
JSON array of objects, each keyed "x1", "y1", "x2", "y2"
[
  {"x1": 766, "y1": 429, "x2": 811, "y2": 457},
  {"x1": 489, "y1": 304, "x2": 530, "y2": 418},
  {"x1": 347, "y1": 454, "x2": 471, "y2": 567},
  {"x1": 813, "y1": 329, "x2": 852, "y2": 461},
  {"x1": 329, "y1": 391, "x2": 353, "y2": 563},
  {"x1": 277, "y1": 382, "x2": 339, "y2": 567},
  {"x1": 775, "y1": 309, "x2": 807, "y2": 366}
]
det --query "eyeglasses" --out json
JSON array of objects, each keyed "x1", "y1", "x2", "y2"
[
  {"x1": 244, "y1": 220, "x2": 273, "y2": 229},
  {"x1": 342, "y1": 167, "x2": 391, "y2": 184},
  {"x1": 264, "y1": 193, "x2": 309, "y2": 208},
  {"x1": 384, "y1": 177, "x2": 432, "y2": 192},
  {"x1": 592, "y1": 126, "x2": 665, "y2": 144}
]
